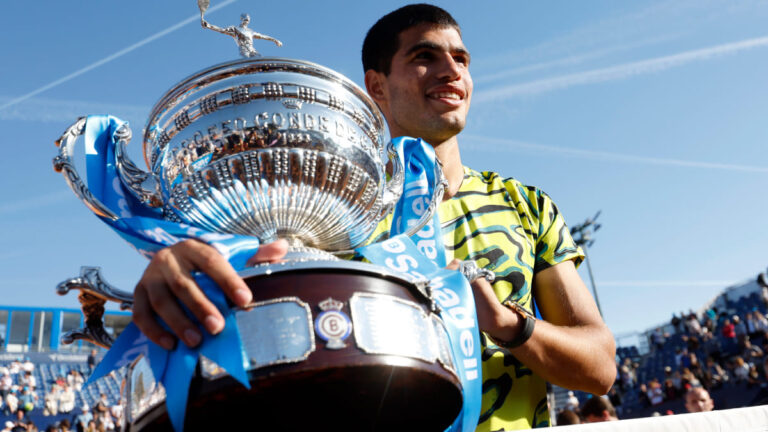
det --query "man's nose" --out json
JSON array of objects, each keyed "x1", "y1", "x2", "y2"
[{"x1": 436, "y1": 53, "x2": 462, "y2": 80}]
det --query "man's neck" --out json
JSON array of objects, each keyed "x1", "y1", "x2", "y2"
[{"x1": 431, "y1": 137, "x2": 464, "y2": 200}]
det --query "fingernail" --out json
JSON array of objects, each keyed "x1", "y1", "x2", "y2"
[
  {"x1": 234, "y1": 288, "x2": 252, "y2": 306},
  {"x1": 184, "y1": 329, "x2": 202, "y2": 347},
  {"x1": 160, "y1": 336, "x2": 175, "y2": 351},
  {"x1": 204, "y1": 315, "x2": 224, "y2": 334}
]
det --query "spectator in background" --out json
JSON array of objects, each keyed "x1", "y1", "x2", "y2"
[
  {"x1": 581, "y1": 396, "x2": 619, "y2": 422},
  {"x1": 69, "y1": 371, "x2": 83, "y2": 393},
  {"x1": 3, "y1": 421, "x2": 13, "y2": 432},
  {"x1": 608, "y1": 386, "x2": 623, "y2": 416},
  {"x1": 8, "y1": 360, "x2": 21, "y2": 377},
  {"x1": 637, "y1": 383, "x2": 651, "y2": 408},
  {"x1": 742, "y1": 338, "x2": 764, "y2": 361},
  {"x1": 722, "y1": 319, "x2": 736, "y2": 338},
  {"x1": 13, "y1": 409, "x2": 32, "y2": 431},
  {"x1": 18, "y1": 388, "x2": 35, "y2": 413},
  {"x1": 648, "y1": 379, "x2": 664, "y2": 405},
  {"x1": 86, "y1": 351, "x2": 98, "y2": 376},
  {"x1": 1, "y1": 371, "x2": 12, "y2": 400},
  {"x1": 671, "y1": 313, "x2": 682, "y2": 334},
  {"x1": 75, "y1": 406, "x2": 92, "y2": 432},
  {"x1": 94, "y1": 394, "x2": 108, "y2": 416},
  {"x1": 59, "y1": 420, "x2": 70, "y2": 432},
  {"x1": 565, "y1": 391, "x2": 579, "y2": 411},
  {"x1": 109, "y1": 399, "x2": 123, "y2": 431},
  {"x1": 20, "y1": 372, "x2": 36, "y2": 392},
  {"x1": 681, "y1": 367, "x2": 702, "y2": 388},
  {"x1": 58, "y1": 384, "x2": 75, "y2": 414},
  {"x1": 686, "y1": 312, "x2": 703, "y2": 336},
  {"x1": 753, "y1": 310, "x2": 768, "y2": 335},
  {"x1": 704, "y1": 356, "x2": 728, "y2": 389},
  {"x1": 5, "y1": 388, "x2": 18, "y2": 415},
  {"x1": 734, "y1": 315, "x2": 748, "y2": 341},
  {"x1": 43, "y1": 385, "x2": 58, "y2": 416},
  {"x1": 685, "y1": 387, "x2": 714, "y2": 412},
  {"x1": 732, "y1": 356, "x2": 751, "y2": 382},
  {"x1": 21, "y1": 359, "x2": 33, "y2": 374},
  {"x1": 556, "y1": 409, "x2": 581, "y2": 425},
  {"x1": 651, "y1": 328, "x2": 665, "y2": 351}
]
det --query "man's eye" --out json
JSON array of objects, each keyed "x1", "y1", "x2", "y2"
[{"x1": 414, "y1": 52, "x2": 433, "y2": 60}]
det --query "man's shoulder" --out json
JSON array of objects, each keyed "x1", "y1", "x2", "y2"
[{"x1": 462, "y1": 166, "x2": 556, "y2": 212}]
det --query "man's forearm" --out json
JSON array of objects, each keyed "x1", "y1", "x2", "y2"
[{"x1": 508, "y1": 319, "x2": 615, "y2": 394}]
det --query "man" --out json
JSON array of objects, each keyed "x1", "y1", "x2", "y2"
[
  {"x1": 86, "y1": 350, "x2": 98, "y2": 375},
  {"x1": 132, "y1": 3, "x2": 615, "y2": 430},
  {"x1": 361, "y1": 4, "x2": 614, "y2": 429},
  {"x1": 74, "y1": 405, "x2": 92, "y2": 432},
  {"x1": 580, "y1": 395, "x2": 619, "y2": 422},
  {"x1": 684, "y1": 387, "x2": 714, "y2": 413}
]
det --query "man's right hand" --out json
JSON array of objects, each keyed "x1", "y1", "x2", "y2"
[{"x1": 133, "y1": 239, "x2": 288, "y2": 350}]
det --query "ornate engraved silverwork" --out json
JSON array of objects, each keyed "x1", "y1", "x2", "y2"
[{"x1": 56, "y1": 266, "x2": 134, "y2": 348}]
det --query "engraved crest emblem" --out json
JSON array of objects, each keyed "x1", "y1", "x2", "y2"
[{"x1": 314, "y1": 297, "x2": 352, "y2": 349}]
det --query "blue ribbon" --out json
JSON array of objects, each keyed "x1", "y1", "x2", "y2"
[
  {"x1": 365, "y1": 136, "x2": 482, "y2": 432},
  {"x1": 80, "y1": 116, "x2": 256, "y2": 431}
]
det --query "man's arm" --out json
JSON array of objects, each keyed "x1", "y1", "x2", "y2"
[{"x1": 456, "y1": 259, "x2": 615, "y2": 395}]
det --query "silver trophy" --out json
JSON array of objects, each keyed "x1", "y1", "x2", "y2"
[{"x1": 53, "y1": 5, "x2": 466, "y2": 431}]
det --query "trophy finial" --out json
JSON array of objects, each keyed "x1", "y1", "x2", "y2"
[
  {"x1": 199, "y1": 3, "x2": 283, "y2": 58},
  {"x1": 198, "y1": 0, "x2": 210, "y2": 17}
]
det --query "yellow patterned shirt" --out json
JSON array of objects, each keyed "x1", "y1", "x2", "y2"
[{"x1": 369, "y1": 166, "x2": 583, "y2": 430}]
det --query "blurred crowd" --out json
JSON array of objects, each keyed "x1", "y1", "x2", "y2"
[
  {"x1": 555, "y1": 291, "x2": 768, "y2": 425},
  {"x1": 0, "y1": 354, "x2": 122, "y2": 432}
]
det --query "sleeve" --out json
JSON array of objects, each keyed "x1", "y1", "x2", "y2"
[{"x1": 533, "y1": 190, "x2": 584, "y2": 273}]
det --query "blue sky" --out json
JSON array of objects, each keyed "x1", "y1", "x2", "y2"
[{"x1": 1, "y1": 0, "x2": 767, "y2": 338}]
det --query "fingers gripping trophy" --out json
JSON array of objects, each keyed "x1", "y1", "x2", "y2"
[{"x1": 53, "y1": 2, "x2": 484, "y2": 431}]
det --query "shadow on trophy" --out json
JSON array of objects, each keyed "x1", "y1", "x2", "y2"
[{"x1": 51, "y1": 2, "x2": 475, "y2": 431}]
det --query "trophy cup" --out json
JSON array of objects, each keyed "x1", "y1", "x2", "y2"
[{"x1": 53, "y1": 4, "x2": 467, "y2": 431}]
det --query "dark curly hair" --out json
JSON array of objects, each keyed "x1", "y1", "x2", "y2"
[{"x1": 362, "y1": 3, "x2": 460, "y2": 75}]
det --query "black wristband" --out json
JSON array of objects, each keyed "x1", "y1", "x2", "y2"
[{"x1": 495, "y1": 300, "x2": 536, "y2": 349}]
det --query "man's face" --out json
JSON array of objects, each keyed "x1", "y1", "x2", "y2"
[
  {"x1": 366, "y1": 23, "x2": 472, "y2": 145},
  {"x1": 685, "y1": 389, "x2": 714, "y2": 412}
]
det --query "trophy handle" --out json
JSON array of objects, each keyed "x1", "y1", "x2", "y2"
[
  {"x1": 53, "y1": 117, "x2": 119, "y2": 220},
  {"x1": 53, "y1": 117, "x2": 163, "y2": 220},
  {"x1": 378, "y1": 140, "x2": 405, "y2": 220},
  {"x1": 113, "y1": 126, "x2": 163, "y2": 208},
  {"x1": 57, "y1": 266, "x2": 135, "y2": 349}
]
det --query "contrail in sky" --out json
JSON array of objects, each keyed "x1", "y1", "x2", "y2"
[
  {"x1": 0, "y1": 0, "x2": 237, "y2": 112},
  {"x1": 599, "y1": 280, "x2": 736, "y2": 287},
  {"x1": 0, "y1": 191, "x2": 72, "y2": 216},
  {"x1": 462, "y1": 134, "x2": 768, "y2": 173},
  {"x1": 473, "y1": 35, "x2": 768, "y2": 103}
]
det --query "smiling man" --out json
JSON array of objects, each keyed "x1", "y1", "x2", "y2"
[{"x1": 362, "y1": 4, "x2": 615, "y2": 430}]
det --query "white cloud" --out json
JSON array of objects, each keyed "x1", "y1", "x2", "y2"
[
  {"x1": 0, "y1": 191, "x2": 73, "y2": 216},
  {"x1": 0, "y1": 96, "x2": 148, "y2": 124},
  {"x1": 461, "y1": 134, "x2": 768, "y2": 173},
  {"x1": 473, "y1": 35, "x2": 768, "y2": 103}
]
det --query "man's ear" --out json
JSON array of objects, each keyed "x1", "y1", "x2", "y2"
[{"x1": 364, "y1": 69, "x2": 387, "y2": 104}]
